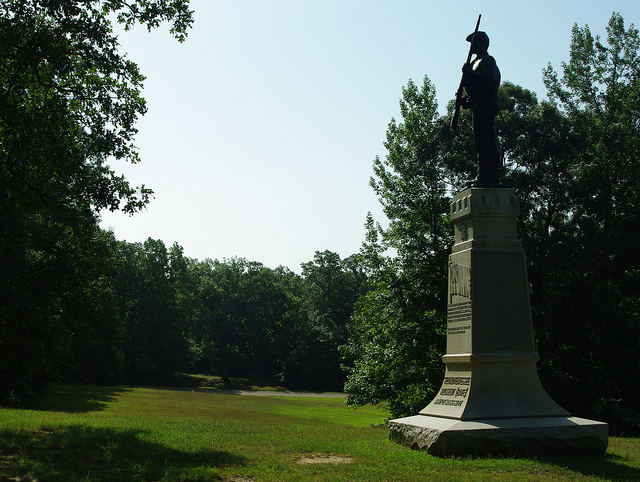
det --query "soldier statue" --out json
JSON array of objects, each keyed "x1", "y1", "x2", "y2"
[{"x1": 453, "y1": 29, "x2": 502, "y2": 186}]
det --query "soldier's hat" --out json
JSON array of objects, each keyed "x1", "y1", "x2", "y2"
[{"x1": 466, "y1": 31, "x2": 490, "y2": 49}]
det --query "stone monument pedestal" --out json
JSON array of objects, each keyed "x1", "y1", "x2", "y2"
[{"x1": 388, "y1": 187, "x2": 608, "y2": 456}]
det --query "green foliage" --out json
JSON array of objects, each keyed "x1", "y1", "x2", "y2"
[
  {"x1": 293, "y1": 250, "x2": 368, "y2": 390},
  {"x1": 0, "y1": 217, "x2": 124, "y2": 401},
  {"x1": 531, "y1": 13, "x2": 640, "y2": 433},
  {"x1": 109, "y1": 246, "x2": 365, "y2": 391},
  {"x1": 342, "y1": 77, "x2": 452, "y2": 418},
  {"x1": 113, "y1": 238, "x2": 189, "y2": 385},
  {"x1": 0, "y1": 1, "x2": 193, "y2": 404},
  {"x1": 55, "y1": 228, "x2": 125, "y2": 386},
  {"x1": 345, "y1": 13, "x2": 640, "y2": 433},
  {"x1": 195, "y1": 257, "x2": 299, "y2": 382}
]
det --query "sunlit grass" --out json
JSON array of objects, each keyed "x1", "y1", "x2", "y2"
[{"x1": 1, "y1": 384, "x2": 639, "y2": 480}]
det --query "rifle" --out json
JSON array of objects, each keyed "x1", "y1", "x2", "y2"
[{"x1": 451, "y1": 14, "x2": 481, "y2": 132}]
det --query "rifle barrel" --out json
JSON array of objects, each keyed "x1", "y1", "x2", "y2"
[{"x1": 451, "y1": 14, "x2": 482, "y2": 132}]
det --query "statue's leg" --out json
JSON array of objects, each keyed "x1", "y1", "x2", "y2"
[
  {"x1": 486, "y1": 114, "x2": 500, "y2": 184},
  {"x1": 471, "y1": 108, "x2": 500, "y2": 186}
]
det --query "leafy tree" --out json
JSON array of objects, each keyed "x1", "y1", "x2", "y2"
[
  {"x1": 281, "y1": 250, "x2": 368, "y2": 391},
  {"x1": 167, "y1": 243, "x2": 207, "y2": 372},
  {"x1": 179, "y1": 253, "x2": 366, "y2": 391},
  {"x1": 1, "y1": 0, "x2": 193, "y2": 217},
  {"x1": 56, "y1": 228, "x2": 125, "y2": 386},
  {"x1": 496, "y1": 14, "x2": 640, "y2": 433},
  {"x1": 342, "y1": 77, "x2": 453, "y2": 417},
  {"x1": 197, "y1": 258, "x2": 300, "y2": 384},
  {"x1": 531, "y1": 12, "x2": 640, "y2": 433},
  {"x1": 0, "y1": 216, "x2": 125, "y2": 401},
  {"x1": 345, "y1": 13, "x2": 640, "y2": 433},
  {"x1": 114, "y1": 238, "x2": 189, "y2": 385},
  {"x1": 267, "y1": 266, "x2": 311, "y2": 386},
  {"x1": 110, "y1": 247, "x2": 366, "y2": 391},
  {"x1": 0, "y1": 1, "x2": 193, "y2": 403}
]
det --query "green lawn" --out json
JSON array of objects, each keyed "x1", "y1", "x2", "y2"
[{"x1": 0, "y1": 384, "x2": 639, "y2": 481}]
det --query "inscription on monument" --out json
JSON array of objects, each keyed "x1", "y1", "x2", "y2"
[
  {"x1": 447, "y1": 300, "x2": 472, "y2": 336},
  {"x1": 432, "y1": 376, "x2": 472, "y2": 407}
]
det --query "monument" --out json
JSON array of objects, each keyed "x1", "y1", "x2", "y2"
[{"x1": 387, "y1": 20, "x2": 608, "y2": 456}]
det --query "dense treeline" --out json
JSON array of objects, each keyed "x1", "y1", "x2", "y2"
[
  {"x1": 343, "y1": 12, "x2": 640, "y2": 435},
  {"x1": 1, "y1": 230, "x2": 367, "y2": 401},
  {"x1": 112, "y1": 242, "x2": 367, "y2": 391}
]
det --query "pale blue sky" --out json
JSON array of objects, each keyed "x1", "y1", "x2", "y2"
[{"x1": 100, "y1": 0, "x2": 639, "y2": 272}]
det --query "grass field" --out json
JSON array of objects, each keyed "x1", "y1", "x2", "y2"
[{"x1": 1, "y1": 384, "x2": 639, "y2": 481}]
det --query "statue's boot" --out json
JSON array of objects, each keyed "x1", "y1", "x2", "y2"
[{"x1": 467, "y1": 153, "x2": 501, "y2": 187}]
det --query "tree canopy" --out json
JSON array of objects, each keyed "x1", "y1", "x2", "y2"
[
  {"x1": 0, "y1": 0, "x2": 194, "y2": 403},
  {"x1": 1, "y1": 0, "x2": 193, "y2": 217},
  {"x1": 343, "y1": 12, "x2": 640, "y2": 435}
]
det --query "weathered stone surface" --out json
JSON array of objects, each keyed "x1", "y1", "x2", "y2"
[{"x1": 389, "y1": 415, "x2": 609, "y2": 456}]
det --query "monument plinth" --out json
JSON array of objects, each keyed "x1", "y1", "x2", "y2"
[{"x1": 388, "y1": 187, "x2": 608, "y2": 456}]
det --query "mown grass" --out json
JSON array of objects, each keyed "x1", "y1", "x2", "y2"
[{"x1": 0, "y1": 384, "x2": 639, "y2": 481}]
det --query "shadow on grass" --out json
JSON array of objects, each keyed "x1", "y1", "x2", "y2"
[
  {"x1": 172, "y1": 373, "x2": 287, "y2": 391},
  {"x1": 28, "y1": 384, "x2": 133, "y2": 413},
  {"x1": 0, "y1": 425, "x2": 247, "y2": 481},
  {"x1": 535, "y1": 452, "x2": 640, "y2": 481}
]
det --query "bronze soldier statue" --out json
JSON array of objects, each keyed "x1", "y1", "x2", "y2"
[{"x1": 458, "y1": 30, "x2": 501, "y2": 186}]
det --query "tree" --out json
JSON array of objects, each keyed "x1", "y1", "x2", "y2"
[
  {"x1": 114, "y1": 239, "x2": 190, "y2": 385},
  {"x1": 0, "y1": 1, "x2": 193, "y2": 403},
  {"x1": 56, "y1": 228, "x2": 125, "y2": 386},
  {"x1": 284, "y1": 250, "x2": 368, "y2": 391},
  {"x1": 109, "y1": 247, "x2": 368, "y2": 391},
  {"x1": 196, "y1": 258, "x2": 301, "y2": 384},
  {"x1": 167, "y1": 243, "x2": 206, "y2": 372},
  {"x1": 180, "y1": 253, "x2": 366, "y2": 391},
  {"x1": 530, "y1": 12, "x2": 640, "y2": 433},
  {"x1": 1, "y1": 0, "x2": 193, "y2": 217},
  {"x1": 341, "y1": 77, "x2": 453, "y2": 417},
  {"x1": 344, "y1": 13, "x2": 640, "y2": 433}
]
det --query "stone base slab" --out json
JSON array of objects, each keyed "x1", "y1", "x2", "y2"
[{"x1": 388, "y1": 415, "x2": 608, "y2": 457}]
